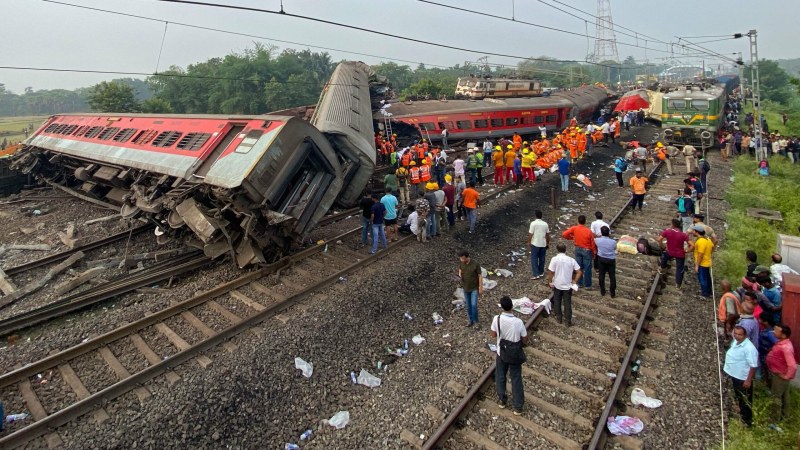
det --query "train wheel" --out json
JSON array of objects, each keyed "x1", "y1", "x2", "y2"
[{"x1": 121, "y1": 203, "x2": 142, "y2": 219}]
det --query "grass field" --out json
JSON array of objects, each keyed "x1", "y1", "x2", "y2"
[
  {"x1": 716, "y1": 155, "x2": 800, "y2": 450},
  {"x1": 0, "y1": 116, "x2": 47, "y2": 145}
]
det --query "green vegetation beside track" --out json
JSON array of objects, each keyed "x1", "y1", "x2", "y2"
[{"x1": 716, "y1": 156, "x2": 800, "y2": 450}]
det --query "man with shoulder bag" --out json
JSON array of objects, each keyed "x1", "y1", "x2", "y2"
[{"x1": 491, "y1": 296, "x2": 528, "y2": 415}]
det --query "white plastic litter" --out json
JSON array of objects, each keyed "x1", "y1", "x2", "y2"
[
  {"x1": 495, "y1": 269, "x2": 513, "y2": 278},
  {"x1": 606, "y1": 372, "x2": 617, "y2": 379},
  {"x1": 453, "y1": 288, "x2": 465, "y2": 301},
  {"x1": 511, "y1": 297, "x2": 535, "y2": 315},
  {"x1": 631, "y1": 388, "x2": 663, "y2": 408},
  {"x1": 533, "y1": 298, "x2": 552, "y2": 314},
  {"x1": 357, "y1": 369, "x2": 381, "y2": 388},
  {"x1": 412, "y1": 334, "x2": 426, "y2": 345},
  {"x1": 571, "y1": 283, "x2": 579, "y2": 292},
  {"x1": 657, "y1": 195, "x2": 672, "y2": 202},
  {"x1": 607, "y1": 416, "x2": 644, "y2": 435},
  {"x1": 328, "y1": 411, "x2": 350, "y2": 429},
  {"x1": 294, "y1": 357, "x2": 313, "y2": 378},
  {"x1": 482, "y1": 278, "x2": 498, "y2": 290},
  {"x1": 481, "y1": 267, "x2": 488, "y2": 278}
]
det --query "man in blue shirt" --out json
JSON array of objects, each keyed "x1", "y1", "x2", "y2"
[
  {"x1": 370, "y1": 194, "x2": 387, "y2": 254},
  {"x1": 595, "y1": 226, "x2": 617, "y2": 298},
  {"x1": 613, "y1": 156, "x2": 627, "y2": 187},
  {"x1": 380, "y1": 189, "x2": 399, "y2": 242},
  {"x1": 557, "y1": 153, "x2": 570, "y2": 192},
  {"x1": 723, "y1": 325, "x2": 759, "y2": 427},
  {"x1": 759, "y1": 278, "x2": 782, "y2": 324}
]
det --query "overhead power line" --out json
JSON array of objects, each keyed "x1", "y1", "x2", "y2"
[{"x1": 156, "y1": 0, "x2": 617, "y2": 67}]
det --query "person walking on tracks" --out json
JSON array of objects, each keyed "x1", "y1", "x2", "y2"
[
  {"x1": 547, "y1": 244, "x2": 582, "y2": 326},
  {"x1": 528, "y1": 209, "x2": 550, "y2": 279},
  {"x1": 458, "y1": 250, "x2": 483, "y2": 328},
  {"x1": 557, "y1": 153, "x2": 571, "y2": 192},
  {"x1": 692, "y1": 225, "x2": 714, "y2": 298},
  {"x1": 723, "y1": 325, "x2": 758, "y2": 427},
  {"x1": 683, "y1": 144, "x2": 698, "y2": 174},
  {"x1": 369, "y1": 194, "x2": 388, "y2": 254},
  {"x1": 628, "y1": 168, "x2": 649, "y2": 212},
  {"x1": 461, "y1": 181, "x2": 480, "y2": 234},
  {"x1": 595, "y1": 226, "x2": 617, "y2": 298},
  {"x1": 491, "y1": 296, "x2": 528, "y2": 415},
  {"x1": 613, "y1": 155, "x2": 627, "y2": 187},
  {"x1": 658, "y1": 218, "x2": 693, "y2": 288},
  {"x1": 562, "y1": 215, "x2": 596, "y2": 289}
]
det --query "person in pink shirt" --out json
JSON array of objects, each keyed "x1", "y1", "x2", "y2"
[
  {"x1": 658, "y1": 218, "x2": 693, "y2": 288},
  {"x1": 766, "y1": 324, "x2": 796, "y2": 424}
]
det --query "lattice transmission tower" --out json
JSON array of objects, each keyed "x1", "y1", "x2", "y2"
[{"x1": 592, "y1": 0, "x2": 619, "y2": 63}]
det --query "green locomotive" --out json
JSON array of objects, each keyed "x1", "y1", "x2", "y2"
[{"x1": 660, "y1": 82, "x2": 726, "y2": 149}]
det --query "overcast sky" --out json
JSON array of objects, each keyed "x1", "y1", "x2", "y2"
[{"x1": 3, "y1": 0, "x2": 798, "y2": 93}]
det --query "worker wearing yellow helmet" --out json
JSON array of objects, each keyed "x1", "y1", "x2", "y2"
[
  {"x1": 493, "y1": 144, "x2": 505, "y2": 185},
  {"x1": 494, "y1": 145, "x2": 502, "y2": 151}
]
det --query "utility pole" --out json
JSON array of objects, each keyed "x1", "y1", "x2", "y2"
[{"x1": 747, "y1": 29, "x2": 762, "y2": 157}]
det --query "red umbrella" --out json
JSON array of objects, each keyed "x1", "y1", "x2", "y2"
[{"x1": 614, "y1": 90, "x2": 650, "y2": 112}]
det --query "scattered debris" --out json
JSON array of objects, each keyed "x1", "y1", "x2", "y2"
[
  {"x1": 357, "y1": 369, "x2": 381, "y2": 388},
  {"x1": 0, "y1": 251, "x2": 85, "y2": 309},
  {"x1": 294, "y1": 357, "x2": 313, "y2": 378},
  {"x1": 328, "y1": 411, "x2": 350, "y2": 429},
  {"x1": 631, "y1": 388, "x2": 662, "y2": 408}
]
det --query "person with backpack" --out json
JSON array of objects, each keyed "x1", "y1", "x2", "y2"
[
  {"x1": 676, "y1": 187, "x2": 695, "y2": 232},
  {"x1": 491, "y1": 296, "x2": 528, "y2": 415},
  {"x1": 613, "y1": 155, "x2": 627, "y2": 187}
]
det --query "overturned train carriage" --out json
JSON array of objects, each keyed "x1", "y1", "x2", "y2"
[{"x1": 12, "y1": 62, "x2": 375, "y2": 267}]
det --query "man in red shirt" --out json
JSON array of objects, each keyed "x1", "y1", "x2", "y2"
[
  {"x1": 562, "y1": 215, "x2": 596, "y2": 289},
  {"x1": 766, "y1": 324, "x2": 796, "y2": 424},
  {"x1": 657, "y1": 218, "x2": 693, "y2": 288}
]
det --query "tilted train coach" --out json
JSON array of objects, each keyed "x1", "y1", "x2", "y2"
[
  {"x1": 377, "y1": 85, "x2": 609, "y2": 142},
  {"x1": 12, "y1": 62, "x2": 375, "y2": 267}
]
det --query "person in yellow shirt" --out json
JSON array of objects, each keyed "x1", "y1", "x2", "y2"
[
  {"x1": 628, "y1": 168, "x2": 649, "y2": 212},
  {"x1": 692, "y1": 225, "x2": 714, "y2": 298},
  {"x1": 504, "y1": 145, "x2": 516, "y2": 185},
  {"x1": 492, "y1": 146, "x2": 505, "y2": 185},
  {"x1": 521, "y1": 148, "x2": 536, "y2": 185}
]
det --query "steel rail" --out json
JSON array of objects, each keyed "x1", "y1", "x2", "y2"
[
  {"x1": 0, "y1": 226, "x2": 387, "y2": 449},
  {"x1": 421, "y1": 160, "x2": 667, "y2": 450},
  {"x1": 0, "y1": 251, "x2": 208, "y2": 337},
  {"x1": 4, "y1": 225, "x2": 151, "y2": 276}
]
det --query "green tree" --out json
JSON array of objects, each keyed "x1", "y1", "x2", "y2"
[
  {"x1": 140, "y1": 97, "x2": 173, "y2": 113},
  {"x1": 746, "y1": 60, "x2": 796, "y2": 105},
  {"x1": 87, "y1": 81, "x2": 140, "y2": 112}
]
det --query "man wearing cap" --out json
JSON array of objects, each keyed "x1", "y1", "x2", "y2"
[
  {"x1": 692, "y1": 214, "x2": 718, "y2": 247},
  {"x1": 408, "y1": 161, "x2": 421, "y2": 199},
  {"x1": 656, "y1": 142, "x2": 673, "y2": 175},
  {"x1": 683, "y1": 144, "x2": 698, "y2": 174},
  {"x1": 628, "y1": 169, "x2": 649, "y2": 212},
  {"x1": 475, "y1": 149, "x2": 485, "y2": 186},
  {"x1": 395, "y1": 165, "x2": 410, "y2": 205},
  {"x1": 434, "y1": 182, "x2": 448, "y2": 233},
  {"x1": 443, "y1": 174, "x2": 456, "y2": 227},
  {"x1": 491, "y1": 295, "x2": 528, "y2": 415},
  {"x1": 504, "y1": 145, "x2": 516, "y2": 185},
  {"x1": 693, "y1": 225, "x2": 714, "y2": 298},
  {"x1": 492, "y1": 146, "x2": 505, "y2": 186},
  {"x1": 521, "y1": 148, "x2": 536, "y2": 186},
  {"x1": 557, "y1": 153, "x2": 570, "y2": 192}
]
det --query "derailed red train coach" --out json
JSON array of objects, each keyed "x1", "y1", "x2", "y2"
[
  {"x1": 378, "y1": 85, "x2": 609, "y2": 141},
  {"x1": 12, "y1": 62, "x2": 376, "y2": 267}
]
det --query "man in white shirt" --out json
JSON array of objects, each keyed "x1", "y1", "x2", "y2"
[
  {"x1": 491, "y1": 296, "x2": 528, "y2": 415},
  {"x1": 590, "y1": 211, "x2": 609, "y2": 237},
  {"x1": 441, "y1": 128, "x2": 449, "y2": 149},
  {"x1": 547, "y1": 243, "x2": 582, "y2": 326},
  {"x1": 723, "y1": 325, "x2": 758, "y2": 427},
  {"x1": 527, "y1": 209, "x2": 550, "y2": 279},
  {"x1": 770, "y1": 253, "x2": 798, "y2": 288},
  {"x1": 600, "y1": 121, "x2": 610, "y2": 143},
  {"x1": 538, "y1": 125, "x2": 547, "y2": 139}
]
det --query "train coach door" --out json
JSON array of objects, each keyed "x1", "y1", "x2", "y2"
[{"x1": 194, "y1": 124, "x2": 246, "y2": 178}]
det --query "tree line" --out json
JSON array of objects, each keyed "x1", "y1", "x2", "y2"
[{"x1": 1, "y1": 44, "x2": 799, "y2": 117}]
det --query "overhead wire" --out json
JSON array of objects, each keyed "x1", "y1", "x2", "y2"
[{"x1": 156, "y1": 0, "x2": 618, "y2": 67}]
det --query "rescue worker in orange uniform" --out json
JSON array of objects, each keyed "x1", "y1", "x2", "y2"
[
  {"x1": 419, "y1": 159, "x2": 432, "y2": 184},
  {"x1": 492, "y1": 145, "x2": 505, "y2": 185},
  {"x1": 400, "y1": 148, "x2": 412, "y2": 168},
  {"x1": 567, "y1": 134, "x2": 579, "y2": 162},
  {"x1": 576, "y1": 130, "x2": 587, "y2": 158},
  {"x1": 409, "y1": 161, "x2": 421, "y2": 199},
  {"x1": 421, "y1": 139, "x2": 429, "y2": 154},
  {"x1": 512, "y1": 132, "x2": 523, "y2": 151},
  {"x1": 504, "y1": 145, "x2": 516, "y2": 185}
]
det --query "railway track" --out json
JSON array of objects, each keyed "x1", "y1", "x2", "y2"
[
  {"x1": 0, "y1": 177, "x2": 517, "y2": 448},
  {"x1": 418, "y1": 163, "x2": 692, "y2": 450}
]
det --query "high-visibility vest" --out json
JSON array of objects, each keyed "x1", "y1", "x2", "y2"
[
  {"x1": 657, "y1": 149, "x2": 666, "y2": 160},
  {"x1": 422, "y1": 142, "x2": 429, "y2": 153},
  {"x1": 419, "y1": 165, "x2": 431, "y2": 181},
  {"x1": 401, "y1": 152, "x2": 411, "y2": 167},
  {"x1": 409, "y1": 167, "x2": 421, "y2": 183},
  {"x1": 467, "y1": 154, "x2": 478, "y2": 169},
  {"x1": 390, "y1": 151, "x2": 397, "y2": 166}
]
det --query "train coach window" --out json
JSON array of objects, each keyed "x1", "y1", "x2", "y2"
[
  {"x1": 44, "y1": 123, "x2": 60, "y2": 133},
  {"x1": 132, "y1": 129, "x2": 158, "y2": 145},
  {"x1": 545, "y1": 115, "x2": 557, "y2": 123},
  {"x1": 437, "y1": 121, "x2": 455, "y2": 131},
  {"x1": 419, "y1": 122, "x2": 436, "y2": 131},
  {"x1": 177, "y1": 133, "x2": 212, "y2": 151},
  {"x1": 533, "y1": 116, "x2": 545, "y2": 124},
  {"x1": 505, "y1": 117, "x2": 519, "y2": 127},
  {"x1": 490, "y1": 118, "x2": 503, "y2": 128},
  {"x1": 152, "y1": 131, "x2": 183, "y2": 147},
  {"x1": 667, "y1": 99, "x2": 686, "y2": 109},
  {"x1": 97, "y1": 127, "x2": 120, "y2": 141},
  {"x1": 691, "y1": 100, "x2": 709, "y2": 110},
  {"x1": 456, "y1": 120, "x2": 472, "y2": 130},
  {"x1": 113, "y1": 128, "x2": 137, "y2": 142},
  {"x1": 473, "y1": 119, "x2": 488, "y2": 128},
  {"x1": 234, "y1": 130, "x2": 264, "y2": 154},
  {"x1": 73, "y1": 126, "x2": 89, "y2": 137},
  {"x1": 520, "y1": 116, "x2": 532, "y2": 125},
  {"x1": 84, "y1": 126, "x2": 104, "y2": 139}
]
